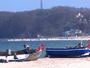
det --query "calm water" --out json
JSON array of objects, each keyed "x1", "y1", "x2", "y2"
[
  {"x1": 0, "y1": 40, "x2": 88, "y2": 51},
  {"x1": 0, "y1": 40, "x2": 88, "y2": 57}
]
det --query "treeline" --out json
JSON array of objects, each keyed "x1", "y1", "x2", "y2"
[{"x1": 0, "y1": 6, "x2": 90, "y2": 38}]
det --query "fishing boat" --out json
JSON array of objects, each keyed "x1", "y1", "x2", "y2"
[
  {"x1": 0, "y1": 49, "x2": 35, "y2": 56},
  {"x1": 46, "y1": 42, "x2": 90, "y2": 57},
  {"x1": 0, "y1": 44, "x2": 44, "y2": 62}
]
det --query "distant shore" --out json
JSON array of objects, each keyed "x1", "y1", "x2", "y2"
[
  {"x1": 1, "y1": 36, "x2": 90, "y2": 41},
  {"x1": 0, "y1": 57, "x2": 90, "y2": 68}
]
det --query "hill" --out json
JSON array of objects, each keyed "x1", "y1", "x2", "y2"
[{"x1": 0, "y1": 6, "x2": 90, "y2": 38}]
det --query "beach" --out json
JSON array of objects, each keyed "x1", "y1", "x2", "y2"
[{"x1": 0, "y1": 57, "x2": 90, "y2": 68}]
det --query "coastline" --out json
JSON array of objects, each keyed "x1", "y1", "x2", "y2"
[
  {"x1": 1, "y1": 57, "x2": 90, "y2": 68},
  {"x1": 1, "y1": 36, "x2": 90, "y2": 41}
]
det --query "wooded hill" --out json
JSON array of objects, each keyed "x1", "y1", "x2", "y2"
[{"x1": 0, "y1": 6, "x2": 90, "y2": 38}]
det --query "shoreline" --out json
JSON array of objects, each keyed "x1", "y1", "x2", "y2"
[{"x1": 1, "y1": 36, "x2": 90, "y2": 41}]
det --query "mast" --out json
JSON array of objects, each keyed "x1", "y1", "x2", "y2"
[{"x1": 40, "y1": 0, "x2": 43, "y2": 9}]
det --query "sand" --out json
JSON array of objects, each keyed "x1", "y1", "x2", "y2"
[{"x1": 0, "y1": 57, "x2": 90, "y2": 68}]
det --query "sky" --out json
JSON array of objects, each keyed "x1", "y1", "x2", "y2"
[{"x1": 0, "y1": 0, "x2": 90, "y2": 12}]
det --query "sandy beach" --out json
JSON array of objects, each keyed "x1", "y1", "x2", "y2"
[{"x1": 1, "y1": 57, "x2": 90, "y2": 68}]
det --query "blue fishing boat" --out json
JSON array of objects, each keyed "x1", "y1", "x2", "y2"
[
  {"x1": 46, "y1": 48, "x2": 90, "y2": 57},
  {"x1": 46, "y1": 42, "x2": 90, "y2": 57}
]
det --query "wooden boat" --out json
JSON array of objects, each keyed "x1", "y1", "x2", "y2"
[
  {"x1": 46, "y1": 42, "x2": 90, "y2": 57},
  {"x1": 0, "y1": 44, "x2": 44, "y2": 62},
  {"x1": 0, "y1": 49, "x2": 35, "y2": 56},
  {"x1": 0, "y1": 43, "x2": 44, "y2": 56}
]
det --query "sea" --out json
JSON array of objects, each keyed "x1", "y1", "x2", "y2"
[
  {"x1": 0, "y1": 39, "x2": 88, "y2": 51},
  {"x1": 0, "y1": 39, "x2": 89, "y2": 57}
]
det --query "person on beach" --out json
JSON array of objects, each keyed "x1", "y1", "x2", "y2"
[
  {"x1": 14, "y1": 52, "x2": 18, "y2": 59},
  {"x1": 5, "y1": 49, "x2": 12, "y2": 63},
  {"x1": 7, "y1": 49, "x2": 11, "y2": 55},
  {"x1": 24, "y1": 44, "x2": 32, "y2": 54},
  {"x1": 75, "y1": 42, "x2": 84, "y2": 48}
]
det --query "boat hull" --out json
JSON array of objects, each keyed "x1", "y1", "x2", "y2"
[
  {"x1": 0, "y1": 49, "x2": 35, "y2": 56},
  {"x1": 0, "y1": 50, "x2": 43, "y2": 62},
  {"x1": 46, "y1": 48, "x2": 90, "y2": 57}
]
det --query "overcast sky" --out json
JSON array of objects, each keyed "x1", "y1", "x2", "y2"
[{"x1": 0, "y1": 0, "x2": 90, "y2": 11}]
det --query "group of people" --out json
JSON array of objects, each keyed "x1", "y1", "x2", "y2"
[
  {"x1": 75, "y1": 42, "x2": 84, "y2": 48},
  {"x1": 66, "y1": 41, "x2": 84, "y2": 48}
]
